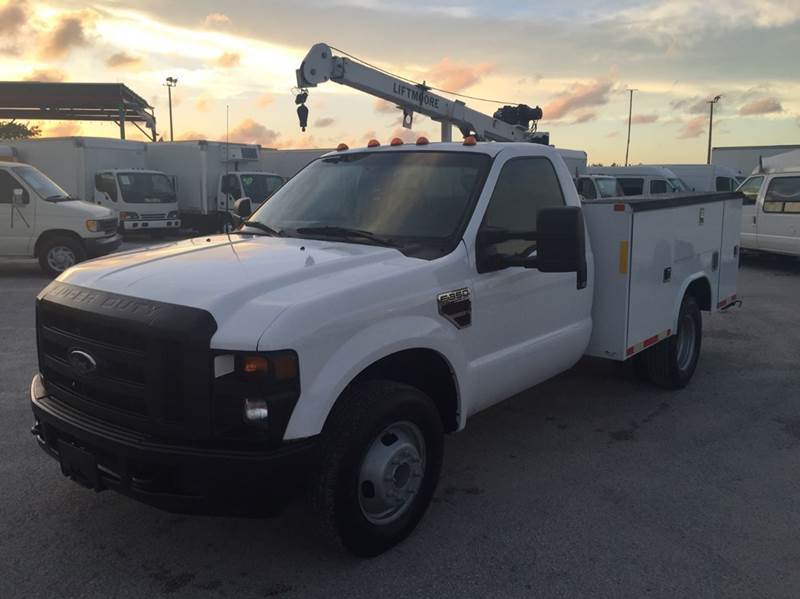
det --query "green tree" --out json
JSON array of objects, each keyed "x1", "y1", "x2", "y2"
[{"x1": 0, "y1": 120, "x2": 41, "y2": 140}]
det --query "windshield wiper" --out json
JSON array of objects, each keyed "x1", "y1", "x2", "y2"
[
  {"x1": 238, "y1": 221, "x2": 283, "y2": 236},
  {"x1": 294, "y1": 226, "x2": 394, "y2": 247}
]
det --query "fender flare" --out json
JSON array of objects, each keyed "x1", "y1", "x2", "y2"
[
  {"x1": 283, "y1": 315, "x2": 465, "y2": 439},
  {"x1": 673, "y1": 272, "x2": 713, "y2": 331}
]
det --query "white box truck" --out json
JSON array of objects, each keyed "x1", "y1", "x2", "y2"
[
  {"x1": 6, "y1": 137, "x2": 180, "y2": 235},
  {"x1": 147, "y1": 140, "x2": 286, "y2": 232},
  {"x1": 712, "y1": 145, "x2": 800, "y2": 177},
  {"x1": 29, "y1": 141, "x2": 741, "y2": 556}
]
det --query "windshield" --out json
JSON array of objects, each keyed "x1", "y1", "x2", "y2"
[
  {"x1": 116, "y1": 172, "x2": 175, "y2": 203},
  {"x1": 248, "y1": 151, "x2": 490, "y2": 258},
  {"x1": 241, "y1": 174, "x2": 284, "y2": 203},
  {"x1": 11, "y1": 165, "x2": 73, "y2": 201},
  {"x1": 668, "y1": 178, "x2": 689, "y2": 192},
  {"x1": 596, "y1": 177, "x2": 623, "y2": 198}
]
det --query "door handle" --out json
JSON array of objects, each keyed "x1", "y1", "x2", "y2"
[{"x1": 752, "y1": 216, "x2": 757, "y2": 224}]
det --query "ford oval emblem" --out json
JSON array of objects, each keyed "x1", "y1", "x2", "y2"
[{"x1": 68, "y1": 349, "x2": 97, "y2": 376}]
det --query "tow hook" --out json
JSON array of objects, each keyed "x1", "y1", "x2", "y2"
[{"x1": 721, "y1": 299, "x2": 743, "y2": 311}]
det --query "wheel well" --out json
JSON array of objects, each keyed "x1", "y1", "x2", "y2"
[
  {"x1": 34, "y1": 229, "x2": 84, "y2": 258},
  {"x1": 686, "y1": 277, "x2": 711, "y2": 311},
  {"x1": 349, "y1": 349, "x2": 460, "y2": 433}
]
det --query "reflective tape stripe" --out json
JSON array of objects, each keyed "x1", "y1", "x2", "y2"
[
  {"x1": 619, "y1": 240, "x2": 629, "y2": 274},
  {"x1": 717, "y1": 293, "x2": 738, "y2": 309},
  {"x1": 626, "y1": 328, "x2": 672, "y2": 358}
]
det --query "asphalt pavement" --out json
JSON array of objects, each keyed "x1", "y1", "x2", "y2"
[{"x1": 1, "y1": 246, "x2": 799, "y2": 598}]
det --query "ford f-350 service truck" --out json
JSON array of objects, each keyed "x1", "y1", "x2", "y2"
[{"x1": 29, "y1": 140, "x2": 741, "y2": 556}]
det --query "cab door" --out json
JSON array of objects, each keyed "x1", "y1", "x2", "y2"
[
  {"x1": 465, "y1": 155, "x2": 592, "y2": 414},
  {"x1": 737, "y1": 175, "x2": 763, "y2": 249},
  {"x1": 0, "y1": 169, "x2": 35, "y2": 256},
  {"x1": 757, "y1": 175, "x2": 800, "y2": 255}
]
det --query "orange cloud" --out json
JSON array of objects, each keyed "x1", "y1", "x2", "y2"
[
  {"x1": 106, "y1": 51, "x2": 142, "y2": 69},
  {"x1": 425, "y1": 57, "x2": 492, "y2": 92},
  {"x1": 677, "y1": 115, "x2": 706, "y2": 139},
  {"x1": 374, "y1": 99, "x2": 396, "y2": 114},
  {"x1": 544, "y1": 79, "x2": 614, "y2": 120},
  {"x1": 204, "y1": 12, "x2": 231, "y2": 28},
  {"x1": 214, "y1": 52, "x2": 240, "y2": 68},
  {"x1": 177, "y1": 131, "x2": 208, "y2": 141},
  {"x1": 361, "y1": 130, "x2": 377, "y2": 141},
  {"x1": 195, "y1": 96, "x2": 211, "y2": 112},
  {"x1": 571, "y1": 111, "x2": 596, "y2": 124},
  {"x1": 38, "y1": 10, "x2": 95, "y2": 59},
  {"x1": 45, "y1": 122, "x2": 81, "y2": 137},
  {"x1": 227, "y1": 118, "x2": 279, "y2": 146},
  {"x1": 24, "y1": 68, "x2": 65, "y2": 82},
  {"x1": 630, "y1": 113, "x2": 659, "y2": 124},
  {"x1": 739, "y1": 97, "x2": 783, "y2": 115},
  {"x1": 0, "y1": 0, "x2": 27, "y2": 36},
  {"x1": 257, "y1": 93, "x2": 274, "y2": 107},
  {"x1": 314, "y1": 117, "x2": 335, "y2": 128},
  {"x1": 275, "y1": 135, "x2": 321, "y2": 149}
]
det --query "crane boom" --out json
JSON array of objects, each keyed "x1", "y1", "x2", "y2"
[{"x1": 295, "y1": 43, "x2": 544, "y2": 143}]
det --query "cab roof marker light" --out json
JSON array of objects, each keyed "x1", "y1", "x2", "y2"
[
  {"x1": 390, "y1": 137, "x2": 404, "y2": 146},
  {"x1": 336, "y1": 143, "x2": 349, "y2": 151},
  {"x1": 416, "y1": 136, "x2": 429, "y2": 145},
  {"x1": 367, "y1": 139, "x2": 380, "y2": 148},
  {"x1": 463, "y1": 135, "x2": 477, "y2": 146}
]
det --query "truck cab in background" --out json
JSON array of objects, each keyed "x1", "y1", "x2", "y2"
[
  {"x1": 0, "y1": 160, "x2": 120, "y2": 276},
  {"x1": 93, "y1": 169, "x2": 181, "y2": 234},
  {"x1": 219, "y1": 171, "x2": 285, "y2": 214},
  {"x1": 660, "y1": 164, "x2": 742, "y2": 193},
  {"x1": 738, "y1": 153, "x2": 800, "y2": 256}
]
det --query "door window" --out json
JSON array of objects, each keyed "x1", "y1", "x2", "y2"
[
  {"x1": 578, "y1": 178, "x2": 596, "y2": 199},
  {"x1": 0, "y1": 171, "x2": 22, "y2": 204},
  {"x1": 763, "y1": 177, "x2": 800, "y2": 213},
  {"x1": 222, "y1": 174, "x2": 243, "y2": 199},
  {"x1": 617, "y1": 177, "x2": 644, "y2": 195},
  {"x1": 715, "y1": 176, "x2": 734, "y2": 192},
  {"x1": 737, "y1": 176, "x2": 763, "y2": 206},
  {"x1": 480, "y1": 157, "x2": 565, "y2": 258},
  {"x1": 650, "y1": 179, "x2": 668, "y2": 194},
  {"x1": 96, "y1": 173, "x2": 118, "y2": 200}
]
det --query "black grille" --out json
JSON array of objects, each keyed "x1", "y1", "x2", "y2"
[
  {"x1": 36, "y1": 282, "x2": 217, "y2": 439},
  {"x1": 98, "y1": 218, "x2": 118, "y2": 234}
]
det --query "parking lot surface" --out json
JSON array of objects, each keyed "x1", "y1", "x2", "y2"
[{"x1": 2, "y1": 245, "x2": 800, "y2": 599}]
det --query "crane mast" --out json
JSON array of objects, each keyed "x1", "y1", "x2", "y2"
[{"x1": 295, "y1": 43, "x2": 545, "y2": 143}]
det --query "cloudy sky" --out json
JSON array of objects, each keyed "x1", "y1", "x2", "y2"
[{"x1": 1, "y1": 0, "x2": 798, "y2": 164}]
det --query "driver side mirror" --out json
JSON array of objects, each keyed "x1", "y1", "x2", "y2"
[
  {"x1": 12, "y1": 188, "x2": 28, "y2": 205},
  {"x1": 234, "y1": 197, "x2": 252, "y2": 218},
  {"x1": 476, "y1": 206, "x2": 587, "y2": 289}
]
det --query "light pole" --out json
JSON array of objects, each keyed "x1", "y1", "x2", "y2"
[
  {"x1": 165, "y1": 76, "x2": 178, "y2": 142},
  {"x1": 624, "y1": 88, "x2": 637, "y2": 166},
  {"x1": 706, "y1": 95, "x2": 721, "y2": 164}
]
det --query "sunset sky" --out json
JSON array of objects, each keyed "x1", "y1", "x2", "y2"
[{"x1": 1, "y1": 0, "x2": 798, "y2": 164}]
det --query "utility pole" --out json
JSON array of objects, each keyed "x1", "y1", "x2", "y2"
[
  {"x1": 165, "y1": 76, "x2": 178, "y2": 142},
  {"x1": 624, "y1": 88, "x2": 637, "y2": 166},
  {"x1": 706, "y1": 95, "x2": 721, "y2": 165}
]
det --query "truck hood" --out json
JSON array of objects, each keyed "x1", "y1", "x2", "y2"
[
  {"x1": 59, "y1": 234, "x2": 412, "y2": 349},
  {"x1": 55, "y1": 199, "x2": 114, "y2": 219}
]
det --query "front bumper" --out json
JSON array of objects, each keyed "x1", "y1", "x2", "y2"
[
  {"x1": 84, "y1": 233, "x2": 122, "y2": 258},
  {"x1": 121, "y1": 219, "x2": 181, "y2": 231},
  {"x1": 30, "y1": 374, "x2": 318, "y2": 514}
]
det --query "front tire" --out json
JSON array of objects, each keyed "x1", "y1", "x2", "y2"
[
  {"x1": 646, "y1": 294, "x2": 702, "y2": 389},
  {"x1": 313, "y1": 380, "x2": 444, "y2": 557},
  {"x1": 38, "y1": 235, "x2": 86, "y2": 277}
]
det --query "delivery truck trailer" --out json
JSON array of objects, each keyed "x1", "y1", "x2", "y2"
[{"x1": 6, "y1": 137, "x2": 180, "y2": 234}]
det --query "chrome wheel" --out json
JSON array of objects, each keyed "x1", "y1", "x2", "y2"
[
  {"x1": 358, "y1": 421, "x2": 426, "y2": 525},
  {"x1": 676, "y1": 312, "x2": 697, "y2": 371},
  {"x1": 47, "y1": 245, "x2": 77, "y2": 272}
]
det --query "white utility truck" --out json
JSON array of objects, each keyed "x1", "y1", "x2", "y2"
[
  {"x1": 6, "y1": 137, "x2": 180, "y2": 235},
  {"x1": 657, "y1": 164, "x2": 742, "y2": 193},
  {"x1": 30, "y1": 140, "x2": 741, "y2": 556},
  {"x1": 576, "y1": 174, "x2": 624, "y2": 200},
  {"x1": 738, "y1": 150, "x2": 800, "y2": 256},
  {"x1": 0, "y1": 159, "x2": 120, "y2": 276},
  {"x1": 585, "y1": 166, "x2": 689, "y2": 196},
  {"x1": 146, "y1": 140, "x2": 285, "y2": 233}
]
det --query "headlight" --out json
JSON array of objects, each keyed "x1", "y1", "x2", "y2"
[
  {"x1": 212, "y1": 350, "x2": 300, "y2": 442},
  {"x1": 167, "y1": 210, "x2": 179, "y2": 220},
  {"x1": 119, "y1": 211, "x2": 139, "y2": 220},
  {"x1": 85, "y1": 219, "x2": 99, "y2": 232}
]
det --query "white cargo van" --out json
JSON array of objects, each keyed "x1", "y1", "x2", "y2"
[
  {"x1": 0, "y1": 160, "x2": 120, "y2": 276},
  {"x1": 738, "y1": 151, "x2": 800, "y2": 256},
  {"x1": 147, "y1": 141, "x2": 286, "y2": 232},
  {"x1": 660, "y1": 164, "x2": 742, "y2": 192},
  {"x1": 576, "y1": 174, "x2": 624, "y2": 200},
  {"x1": 29, "y1": 140, "x2": 740, "y2": 555},
  {"x1": 6, "y1": 137, "x2": 180, "y2": 234},
  {"x1": 585, "y1": 166, "x2": 688, "y2": 196}
]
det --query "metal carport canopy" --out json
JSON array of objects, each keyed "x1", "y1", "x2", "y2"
[{"x1": 0, "y1": 82, "x2": 157, "y2": 141}]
